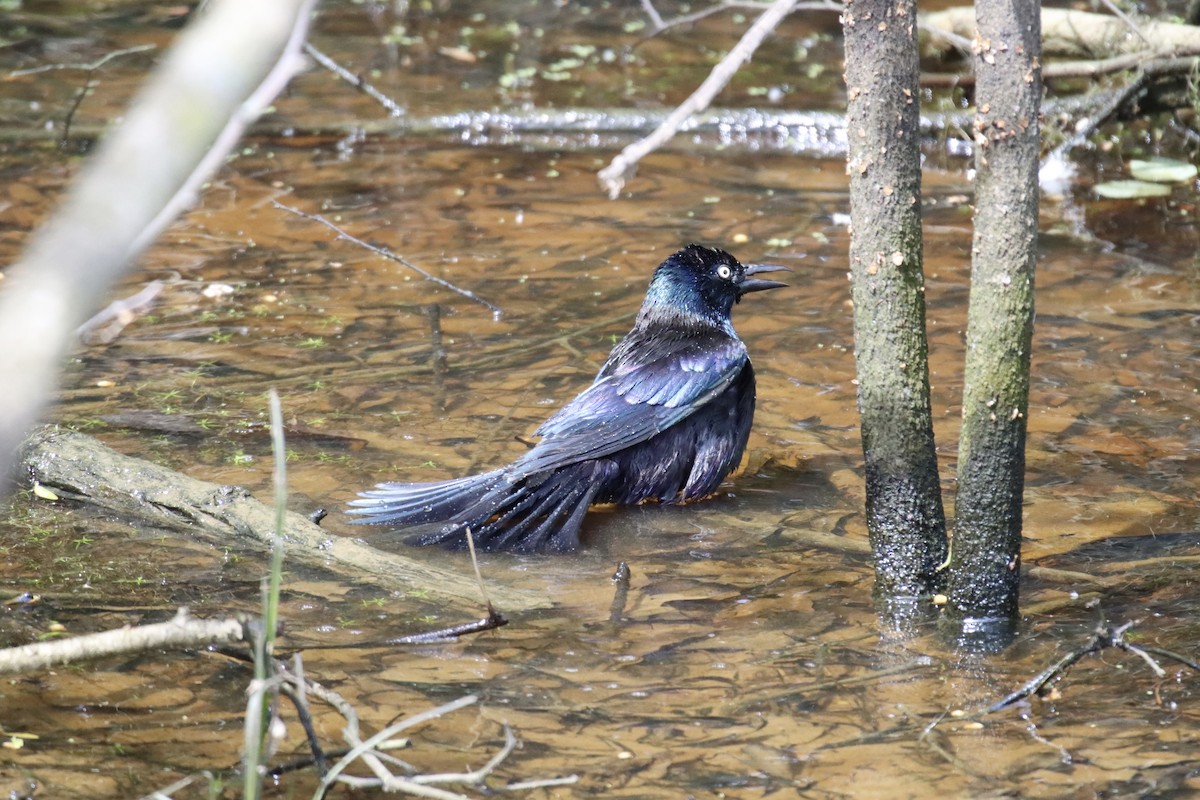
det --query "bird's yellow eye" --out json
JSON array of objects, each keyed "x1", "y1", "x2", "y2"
[{"x1": 716, "y1": 264, "x2": 733, "y2": 280}]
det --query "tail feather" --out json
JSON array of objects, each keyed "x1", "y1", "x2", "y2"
[
  {"x1": 494, "y1": 460, "x2": 618, "y2": 551},
  {"x1": 485, "y1": 474, "x2": 602, "y2": 553},
  {"x1": 347, "y1": 469, "x2": 507, "y2": 526},
  {"x1": 481, "y1": 478, "x2": 588, "y2": 552},
  {"x1": 349, "y1": 460, "x2": 616, "y2": 553}
]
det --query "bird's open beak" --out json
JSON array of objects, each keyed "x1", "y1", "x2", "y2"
[{"x1": 738, "y1": 263, "x2": 791, "y2": 296}]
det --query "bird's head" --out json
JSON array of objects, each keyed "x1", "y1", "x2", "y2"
[{"x1": 642, "y1": 244, "x2": 789, "y2": 327}]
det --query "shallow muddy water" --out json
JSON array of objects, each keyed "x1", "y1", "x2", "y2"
[{"x1": 1, "y1": 1, "x2": 1198, "y2": 798}]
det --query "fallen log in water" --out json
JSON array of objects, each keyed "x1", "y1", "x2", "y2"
[{"x1": 16, "y1": 425, "x2": 551, "y2": 612}]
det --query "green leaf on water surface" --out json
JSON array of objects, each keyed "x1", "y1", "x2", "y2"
[
  {"x1": 1128, "y1": 157, "x2": 1198, "y2": 183},
  {"x1": 1093, "y1": 180, "x2": 1173, "y2": 199}
]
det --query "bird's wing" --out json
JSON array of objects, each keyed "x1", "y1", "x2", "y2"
[{"x1": 516, "y1": 333, "x2": 748, "y2": 475}]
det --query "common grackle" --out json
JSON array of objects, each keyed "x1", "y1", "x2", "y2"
[{"x1": 347, "y1": 244, "x2": 787, "y2": 552}]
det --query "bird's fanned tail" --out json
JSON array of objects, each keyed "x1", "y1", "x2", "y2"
[
  {"x1": 347, "y1": 461, "x2": 617, "y2": 553},
  {"x1": 348, "y1": 468, "x2": 508, "y2": 525}
]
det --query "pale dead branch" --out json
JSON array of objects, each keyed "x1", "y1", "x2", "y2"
[
  {"x1": 922, "y1": 7, "x2": 1200, "y2": 59},
  {"x1": 597, "y1": 0, "x2": 799, "y2": 198},
  {"x1": 0, "y1": 607, "x2": 246, "y2": 674},
  {"x1": 77, "y1": 279, "x2": 165, "y2": 344},
  {"x1": 0, "y1": 0, "x2": 318, "y2": 483}
]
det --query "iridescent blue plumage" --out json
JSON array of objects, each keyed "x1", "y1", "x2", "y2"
[{"x1": 348, "y1": 244, "x2": 787, "y2": 552}]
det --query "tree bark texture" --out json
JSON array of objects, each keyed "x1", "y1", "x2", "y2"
[
  {"x1": 946, "y1": 0, "x2": 1042, "y2": 624},
  {"x1": 842, "y1": 0, "x2": 948, "y2": 600}
]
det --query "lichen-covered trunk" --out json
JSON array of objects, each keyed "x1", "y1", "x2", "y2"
[
  {"x1": 945, "y1": 0, "x2": 1042, "y2": 632},
  {"x1": 842, "y1": 0, "x2": 947, "y2": 603}
]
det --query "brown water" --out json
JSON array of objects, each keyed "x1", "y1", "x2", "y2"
[{"x1": 2, "y1": 2, "x2": 1199, "y2": 798}]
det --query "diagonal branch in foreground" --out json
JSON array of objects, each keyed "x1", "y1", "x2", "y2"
[{"x1": 0, "y1": 0, "x2": 319, "y2": 484}]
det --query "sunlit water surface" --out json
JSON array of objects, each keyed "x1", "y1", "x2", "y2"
[{"x1": 1, "y1": 1, "x2": 1198, "y2": 797}]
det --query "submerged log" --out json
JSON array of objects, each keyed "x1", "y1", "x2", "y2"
[{"x1": 16, "y1": 425, "x2": 551, "y2": 612}]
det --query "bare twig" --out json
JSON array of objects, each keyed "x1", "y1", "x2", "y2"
[
  {"x1": 279, "y1": 663, "x2": 330, "y2": 776},
  {"x1": 0, "y1": 0, "x2": 319, "y2": 484},
  {"x1": 609, "y1": 561, "x2": 631, "y2": 623},
  {"x1": 322, "y1": 530, "x2": 517, "y2": 645},
  {"x1": 16, "y1": 44, "x2": 161, "y2": 148},
  {"x1": 1138, "y1": 644, "x2": 1200, "y2": 673},
  {"x1": 503, "y1": 775, "x2": 581, "y2": 791},
  {"x1": 987, "y1": 630, "x2": 1111, "y2": 712},
  {"x1": 135, "y1": 771, "x2": 215, "y2": 800},
  {"x1": 336, "y1": 726, "x2": 519, "y2": 797},
  {"x1": 315, "y1": 694, "x2": 479, "y2": 798},
  {"x1": 275, "y1": 655, "x2": 565, "y2": 797},
  {"x1": 922, "y1": 47, "x2": 1200, "y2": 87},
  {"x1": 9, "y1": 43, "x2": 156, "y2": 76},
  {"x1": 639, "y1": 0, "x2": 667, "y2": 30},
  {"x1": 988, "y1": 620, "x2": 1199, "y2": 712},
  {"x1": 0, "y1": 607, "x2": 246, "y2": 674},
  {"x1": 1094, "y1": 0, "x2": 1153, "y2": 50},
  {"x1": 77, "y1": 279, "x2": 164, "y2": 344},
  {"x1": 917, "y1": 717, "x2": 987, "y2": 778},
  {"x1": 60, "y1": 77, "x2": 95, "y2": 147},
  {"x1": 303, "y1": 42, "x2": 405, "y2": 117},
  {"x1": 272, "y1": 201, "x2": 503, "y2": 318},
  {"x1": 598, "y1": 0, "x2": 798, "y2": 197},
  {"x1": 132, "y1": 1, "x2": 318, "y2": 258},
  {"x1": 1022, "y1": 715, "x2": 1075, "y2": 764},
  {"x1": 1123, "y1": 641, "x2": 1167, "y2": 677},
  {"x1": 387, "y1": 610, "x2": 508, "y2": 645},
  {"x1": 644, "y1": 0, "x2": 837, "y2": 36},
  {"x1": 284, "y1": 666, "x2": 366, "y2": 744},
  {"x1": 464, "y1": 528, "x2": 493, "y2": 611},
  {"x1": 410, "y1": 724, "x2": 517, "y2": 786},
  {"x1": 278, "y1": 658, "x2": 416, "y2": 779},
  {"x1": 296, "y1": 528, "x2": 508, "y2": 647},
  {"x1": 1042, "y1": 78, "x2": 1149, "y2": 168}
]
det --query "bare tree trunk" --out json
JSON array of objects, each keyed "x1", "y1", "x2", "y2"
[
  {"x1": 944, "y1": 0, "x2": 1042, "y2": 636},
  {"x1": 842, "y1": 0, "x2": 948, "y2": 608}
]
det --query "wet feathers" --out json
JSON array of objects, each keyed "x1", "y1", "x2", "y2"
[{"x1": 348, "y1": 244, "x2": 786, "y2": 552}]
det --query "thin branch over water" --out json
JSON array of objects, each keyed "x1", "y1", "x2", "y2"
[
  {"x1": 304, "y1": 42, "x2": 404, "y2": 117},
  {"x1": 598, "y1": 0, "x2": 800, "y2": 198},
  {"x1": 273, "y1": 201, "x2": 503, "y2": 318}
]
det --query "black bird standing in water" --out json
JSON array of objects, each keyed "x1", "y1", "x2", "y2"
[{"x1": 348, "y1": 244, "x2": 787, "y2": 552}]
